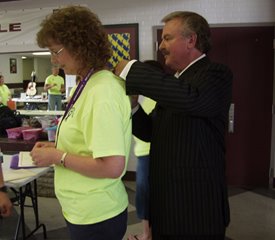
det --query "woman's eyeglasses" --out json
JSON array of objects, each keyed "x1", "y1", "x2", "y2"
[{"x1": 50, "y1": 47, "x2": 64, "y2": 56}]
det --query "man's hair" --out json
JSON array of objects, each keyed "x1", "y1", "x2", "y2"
[
  {"x1": 37, "y1": 6, "x2": 112, "y2": 73},
  {"x1": 162, "y1": 11, "x2": 211, "y2": 53}
]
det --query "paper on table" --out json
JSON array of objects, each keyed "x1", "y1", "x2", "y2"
[
  {"x1": 18, "y1": 151, "x2": 36, "y2": 168},
  {"x1": 4, "y1": 169, "x2": 36, "y2": 182}
]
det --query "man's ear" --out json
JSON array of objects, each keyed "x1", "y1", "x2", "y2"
[{"x1": 187, "y1": 33, "x2": 197, "y2": 49}]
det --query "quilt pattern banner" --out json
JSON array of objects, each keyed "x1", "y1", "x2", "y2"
[
  {"x1": 104, "y1": 24, "x2": 139, "y2": 69},
  {"x1": 108, "y1": 33, "x2": 131, "y2": 69}
]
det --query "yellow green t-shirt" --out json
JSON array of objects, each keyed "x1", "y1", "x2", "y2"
[
  {"x1": 45, "y1": 74, "x2": 64, "y2": 95},
  {"x1": 55, "y1": 70, "x2": 132, "y2": 225},
  {"x1": 133, "y1": 97, "x2": 156, "y2": 157},
  {"x1": 0, "y1": 84, "x2": 11, "y2": 105}
]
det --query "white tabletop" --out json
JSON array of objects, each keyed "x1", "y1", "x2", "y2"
[
  {"x1": 12, "y1": 96, "x2": 67, "y2": 104},
  {"x1": 18, "y1": 110, "x2": 65, "y2": 116},
  {"x1": 2, "y1": 155, "x2": 51, "y2": 189}
]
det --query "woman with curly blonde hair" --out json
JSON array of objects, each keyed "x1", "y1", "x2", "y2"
[{"x1": 31, "y1": 6, "x2": 132, "y2": 240}]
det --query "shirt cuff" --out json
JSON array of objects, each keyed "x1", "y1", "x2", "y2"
[{"x1": 119, "y1": 60, "x2": 137, "y2": 80}]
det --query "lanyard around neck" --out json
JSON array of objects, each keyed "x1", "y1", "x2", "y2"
[
  {"x1": 63, "y1": 68, "x2": 94, "y2": 119},
  {"x1": 55, "y1": 68, "x2": 94, "y2": 147}
]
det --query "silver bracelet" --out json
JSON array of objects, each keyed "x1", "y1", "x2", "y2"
[{"x1": 60, "y1": 152, "x2": 68, "y2": 167}]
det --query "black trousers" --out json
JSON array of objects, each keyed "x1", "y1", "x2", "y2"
[{"x1": 65, "y1": 208, "x2": 127, "y2": 240}]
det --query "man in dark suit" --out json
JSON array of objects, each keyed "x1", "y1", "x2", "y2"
[{"x1": 116, "y1": 11, "x2": 232, "y2": 240}]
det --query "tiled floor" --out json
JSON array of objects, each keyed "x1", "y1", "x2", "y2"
[{"x1": 1, "y1": 182, "x2": 275, "y2": 240}]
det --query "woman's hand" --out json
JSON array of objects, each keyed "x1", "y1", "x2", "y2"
[
  {"x1": 33, "y1": 141, "x2": 55, "y2": 149},
  {"x1": 31, "y1": 142, "x2": 61, "y2": 167}
]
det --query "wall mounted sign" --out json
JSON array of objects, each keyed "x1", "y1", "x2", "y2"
[{"x1": 9, "y1": 58, "x2": 17, "y2": 73}]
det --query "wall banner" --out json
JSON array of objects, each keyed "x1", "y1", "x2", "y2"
[{"x1": 0, "y1": 8, "x2": 53, "y2": 52}]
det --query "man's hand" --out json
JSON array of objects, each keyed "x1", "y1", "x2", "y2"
[{"x1": 114, "y1": 60, "x2": 130, "y2": 76}]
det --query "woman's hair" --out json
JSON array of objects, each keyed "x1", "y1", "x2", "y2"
[
  {"x1": 162, "y1": 11, "x2": 211, "y2": 53},
  {"x1": 37, "y1": 6, "x2": 112, "y2": 72}
]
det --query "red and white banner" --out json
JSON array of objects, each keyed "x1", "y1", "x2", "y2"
[{"x1": 0, "y1": 7, "x2": 53, "y2": 52}]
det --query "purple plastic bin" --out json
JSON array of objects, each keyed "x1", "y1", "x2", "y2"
[
  {"x1": 6, "y1": 127, "x2": 32, "y2": 139},
  {"x1": 22, "y1": 128, "x2": 43, "y2": 141}
]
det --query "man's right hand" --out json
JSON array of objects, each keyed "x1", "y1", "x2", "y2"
[{"x1": 114, "y1": 60, "x2": 130, "y2": 76}]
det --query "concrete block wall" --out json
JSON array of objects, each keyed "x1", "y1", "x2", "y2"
[
  {"x1": 0, "y1": 0, "x2": 274, "y2": 61},
  {"x1": 0, "y1": 0, "x2": 274, "y2": 172}
]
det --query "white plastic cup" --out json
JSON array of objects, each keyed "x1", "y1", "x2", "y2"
[
  {"x1": 21, "y1": 93, "x2": 26, "y2": 99},
  {"x1": 46, "y1": 126, "x2": 57, "y2": 142}
]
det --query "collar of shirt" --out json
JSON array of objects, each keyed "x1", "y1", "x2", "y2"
[{"x1": 174, "y1": 54, "x2": 206, "y2": 78}]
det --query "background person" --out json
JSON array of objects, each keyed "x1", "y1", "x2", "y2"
[
  {"x1": 116, "y1": 11, "x2": 233, "y2": 240},
  {"x1": 0, "y1": 75, "x2": 11, "y2": 106},
  {"x1": 31, "y1": 6, "x2": 131, "y2": 240},
  {"x1": 44, "y1": 66, "x2": 65, "y2": 110},
  {"x1": 128, "y1": 60, "x2": 164, "y2": 240}
]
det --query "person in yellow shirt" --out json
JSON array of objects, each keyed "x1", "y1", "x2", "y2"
[
  {"x1": 44, "y1": 66, "x2": 65, "y2": 110},
  {"x1": 0, "y1": 75, "x2": 11, "y2": 106},
  {"x1": 128, "y1": 60, "x2": 164, "y2": 240},
  {"x1": 31, "y1": 6, "x2": 131, "y2": 240}
]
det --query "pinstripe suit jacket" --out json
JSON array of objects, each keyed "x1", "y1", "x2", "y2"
[{"x1": 126, "y1": 57, "x2": 232, "y2": 236}]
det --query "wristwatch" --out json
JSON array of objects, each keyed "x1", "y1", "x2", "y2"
[{"x1": 0, "y1": 186, "x2": 7, "y2": 193}]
